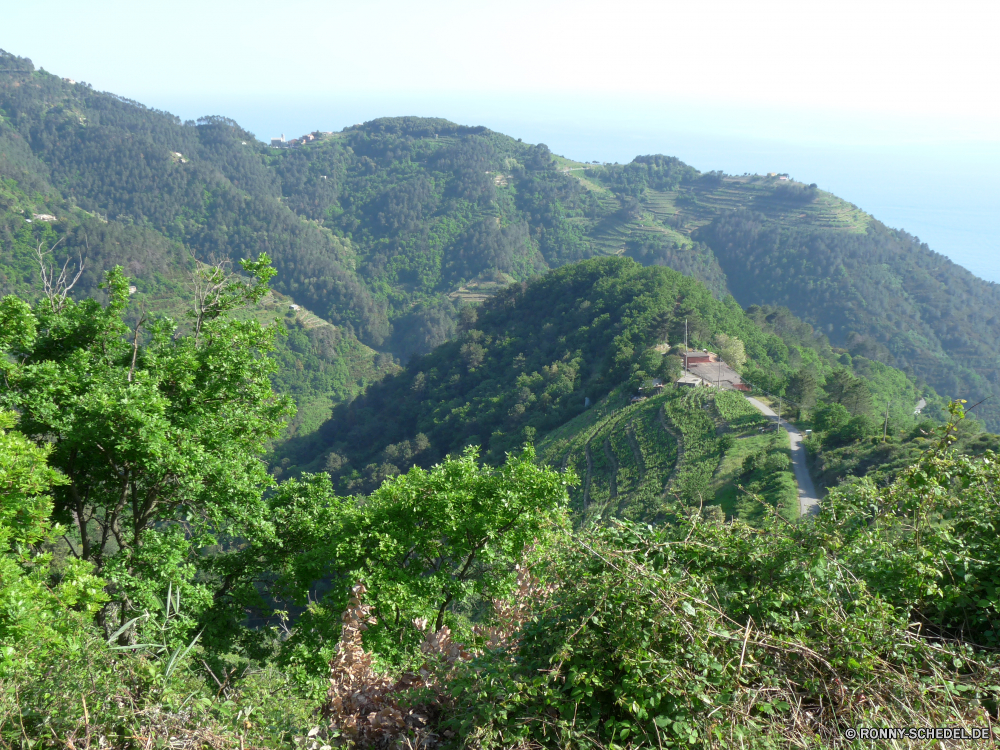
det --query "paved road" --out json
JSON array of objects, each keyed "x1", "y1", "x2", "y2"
[{"x1": 746, "y1": 397, "x2": 820, "y2": 517}]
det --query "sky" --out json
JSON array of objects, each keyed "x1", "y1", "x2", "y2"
[{"x1": 3, "y1": 0, "x2": 998, "y2": 279}]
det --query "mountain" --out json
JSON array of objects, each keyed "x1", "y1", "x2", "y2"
[
  {"x1": 271, "y1": 257, "x2": 961, "y2": 520},
  {"x1": 2, "y1": 48, "x2": 999, "y2": 431},
  {"x1": 4, "y1": 52, "x2": 1000, "y2": 748}
]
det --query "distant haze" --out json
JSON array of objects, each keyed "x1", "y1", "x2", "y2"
[
  {"x1": 3, "y1": 0, "x2": 998, "y2": 281},
  {"x1": 129, "y1": 93, "x2": 1000, "y2": 285}
]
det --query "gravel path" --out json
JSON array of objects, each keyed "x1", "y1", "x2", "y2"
[{"x1": 746, "y1": 397, "x2": 820, "y2": 517}]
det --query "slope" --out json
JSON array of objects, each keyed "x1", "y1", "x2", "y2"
[
  {"x1": 273, "y1": 257, "x2": 940, "y2": 518},
  {"x1": 537, "y1": 385, "x2": 797, "y2": 523},
  {"x1": 4, "y1": 48, "x2": 999, "y2": 430}
]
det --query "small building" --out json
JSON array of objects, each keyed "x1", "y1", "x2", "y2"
[
  {"x1": 734, "y1": 383, "x2": 751, "y2": 392},
  {"x1": 683, "y1": 350, "x2": 714, "y2": 367},
  {"x1": 289, "y1": 304, "x2": 301, "y2": 311},
  {"x1": 639, "y1": 378, "x2": 665, "y2": 393},
  {"x1": 32, "y1": 213, "x2": 57, "y2": 222},
  {"x1": 778, "y1": 175, "x2": 789, "y2": 181},
  {"x1": 676, "y1": 373, "x2": 704, "y2": 388},
  {"x1": 128, "y1": 285, "x2": 138, "y2": 295}
]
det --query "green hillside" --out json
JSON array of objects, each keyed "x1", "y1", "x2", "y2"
[
  {"x1": 537, "y1": 386, "x2": 797, "y2": 523},
  {"x1": 3, "y1": 184, "x2": 998, "y2": 748},
  {"x1": 3, "y1": 48, "x2": 999, "y2": 431},
  {"x1": 274, "y1": 257, "x2": 950, "y2": 510}
]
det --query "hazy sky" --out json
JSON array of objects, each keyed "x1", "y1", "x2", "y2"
[
  {"x1": 3, "y1": 0, "x2": 998, "y2": 279},
  {"x1": 6, "y1": 0, "x2": 998, "y2": 132}
]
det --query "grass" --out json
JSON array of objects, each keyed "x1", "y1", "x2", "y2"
[{"x1": 712, "y1": 432, "x2": 776, "y2": 517}]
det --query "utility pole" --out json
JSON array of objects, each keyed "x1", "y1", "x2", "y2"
[
  {"x1": 777, "y1": 396, "x2": 782, "y2": 432},
  {"x1": 684, "y1": 318, "x2": 688, "y2": 372},
  {"x1": 883, "y1": 401, "x2": 890, "y2": 442}
]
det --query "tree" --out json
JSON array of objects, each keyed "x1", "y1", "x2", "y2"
[
  {"x1": 813, "y1": 402, "x2": 851, "y2": 432},
  {"x1": 786, "y1": 369, "x2": 819, "y2": 411},
  {"x1": 0, "y1": 411, "x2": 107, "y2": 674},
  {"x1": 236, "y1": 446, "x2": 571, "y2": 673},
  {"x1": 713, "y1": 333, "x2": 747, "y2": 372},
  {"x1": 0, "y1": 257, "x2": 293, "y2": 646}
]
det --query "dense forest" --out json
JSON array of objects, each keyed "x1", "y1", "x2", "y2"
[{"x1": 2, "y1": 49, "x2": 999, "y2": 431}]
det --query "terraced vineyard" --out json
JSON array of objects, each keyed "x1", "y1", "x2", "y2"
[
  {"x1": 711, "y1": 389, "x2": 798, "y2": 520},
  {"x1": 538, "y1": 386, "x2": 799, "y2": 523},
  {"x1": 566, "y1": 174, "x2": 871, "y2": 250},
  {"x1": 538, "y1": 388, "x2": 720, "y2": 522},
  {"x1": 660, "y1": 389, "x2": 724, "y2": 506},
  {"x1": 715, "y1": 389, "x2": 769, "y2": 430}
]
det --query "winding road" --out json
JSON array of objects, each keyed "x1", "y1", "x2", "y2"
[{"x1": 746, "y1": 397, "x2": 820, "y2": 517}]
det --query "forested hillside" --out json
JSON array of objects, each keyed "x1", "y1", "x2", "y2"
[
  {"x1": 274, "y1": 257, "x2": 958, "y2": 512},
  {"x1": 4, "y1": 49, "x2": 999, "y2": 432}
]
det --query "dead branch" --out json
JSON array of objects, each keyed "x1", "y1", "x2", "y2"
[{"x1": 36, "y1": 237, "x2": 85, "y2": 312}]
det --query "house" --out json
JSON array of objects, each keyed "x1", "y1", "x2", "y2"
[
  {"x1": 734, "y1": 383, "x2": 751, "y2": 392},
  {"x1": 778, "y1": 175, "x2": 789, "y2": 181},
  {"x1": 767, "y1": 172, "x2": 778, "y2": 177},
  {"x1": 32, "y1": 213, "x2": 57, "y2": 222},
  {"x1": 683, "y1": 350, "x2": 714, "y2": 367},
  {"x1": 128, "y1": 285, "x2": 137, "y2": 295},
  {"x1": 289, "y1": 304, "x2": 301, "y2": 311}
]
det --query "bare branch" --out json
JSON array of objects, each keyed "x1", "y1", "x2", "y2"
[
  {"x1": 35, "y1": 237, "x2": 85, "y2": 312},
  {"x1": 127, "y1": 308, "x2": 147, "y2": 383},
  {"x1": 190, "y1": 254, "x2": 234, "y2": 344}
]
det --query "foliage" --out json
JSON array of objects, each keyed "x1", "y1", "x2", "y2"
[
  {"x1": 0, "y1": 411, "x2": 107, "y2": 677},
  {"x1": 298, "y1": 415, "x2": 1000, "y2": 748},
  {"x1": 275, "y1": 258, "x2": 846, "y2": 484},
  {"x1": 0, "y1": 258, "x2": 293, "y2": 654},
  {"x1": 226, "y1": 447, "x2": 571, "y2": 679},
  {"x1": 712, "y1": 332, "x2": 746, "y2": 372}
]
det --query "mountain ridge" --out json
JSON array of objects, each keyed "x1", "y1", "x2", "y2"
[{"x1": 2, "y1": 47, "x2": 999, "y2": 429}]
